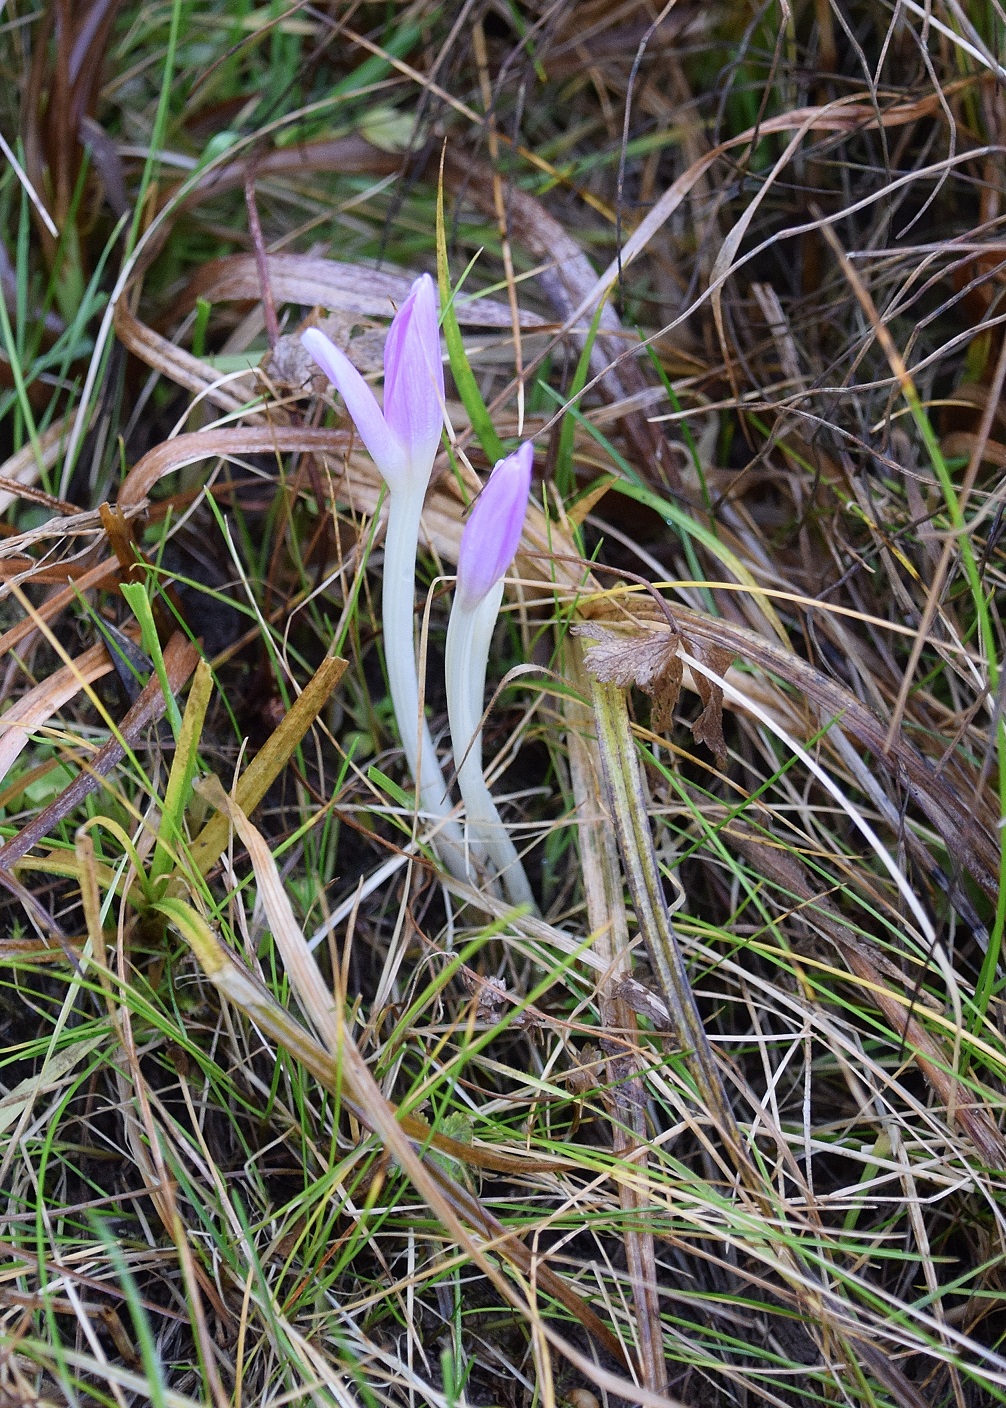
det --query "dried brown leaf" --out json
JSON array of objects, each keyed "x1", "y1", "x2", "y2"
[
  {"x1": 0, "y1": 415, "x2": 74, "y2": 517},
  {"x1": 690, "y1": 644, "x2": 734, "y2": 766},
  {"x1": 0, "y1": 557, "x2": 121, "y2": 663},
  {"x1": 168, "y1": 253, "x2": 547, "y2": 331},
  {"x1": 576, "y1": 623, "x2": 684, "y2": 733},
  {"x1": 114, "y1": 301, "x2": 261, "y2": 420},
  {"x1": 942, "y1": 431, "x2": 1006, "y2": 470}
]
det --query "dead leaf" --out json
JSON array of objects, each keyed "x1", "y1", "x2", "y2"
[
  {"x1": 577, "y1": 624, "x2": 683, "y2": 723},
  {"x1": 474, "y1": 974, "x2": 508, "y2": 1021},
  {"x1": 577, "y1": 624, "x2": 736, "y2": 762},
  {"x1": 690, "y1": 644, "x2": 734, "y2": 766},
  {"x1": 167, "y1": 253, "x2": 549, "y2": 332},
  {"x1": 266, "y1": 313, "x2": 387, "y2": 393}
]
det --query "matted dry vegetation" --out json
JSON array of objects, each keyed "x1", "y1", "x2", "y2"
[{"x1": 2, "y1": 1, "x2": 1006, "y2": 1404}]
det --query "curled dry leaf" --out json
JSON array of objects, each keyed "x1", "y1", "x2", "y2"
[
  {"x1": 575, "y1": 622, "x2": 733, "y2": 763},
  {"x1": 942, "y1": 430, "x2": 1006, "y2": 470},
  {"x1": 690, "y1": 643, "x2": 734, "y2": 767},
  {"x1": 114, "y1": 301, "x2": 263, "y2": 421},
  {"x1": 169, "y1": 253, "x2": 548, "y2": 331},
  {"x1": 473, "y1": 974, "x2": 508, "y2": 1021},
  {"x1": 576, "y1": 623, "x2": 684, "y2": 732},
  {"x1": 0, "y1": 415, "x2": 75, "y2": 517}
]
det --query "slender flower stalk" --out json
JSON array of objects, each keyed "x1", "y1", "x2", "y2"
[
  {"x1": 302, "y1": 275, "x2": 468, "y2": 878},
  {"x1": 446, "y1": 442, "x2": 536, "y2": 909}
]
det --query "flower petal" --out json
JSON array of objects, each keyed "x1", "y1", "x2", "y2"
[
  {"x1": 302, "y1": 327, "x2": 407, "y2": 489},
  {"x1": 382, "y1": 274, "x2": 446, "y2": 487},
  {"x1": 456, "y1": 441, "x2": 534, "y2": 609}
]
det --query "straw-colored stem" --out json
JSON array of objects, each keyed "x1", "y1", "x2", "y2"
[
  {"x1": 446, "y1": 581, "x2": 536, "y2": 910},
  {"x1": 384, "y1": 487, "x2": 466, "y2": 877}
]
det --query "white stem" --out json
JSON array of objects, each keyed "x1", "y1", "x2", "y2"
[
  {"x1": 383, "y1": 489, "x2": 467, "y2": 878},
  {"x1": 445, "y1": 581, "x2": 536, "y2": 910}
]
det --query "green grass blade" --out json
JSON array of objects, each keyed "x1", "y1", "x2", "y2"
[{"x1": 436, "y1": 151, "x2": 505, "y2": 465}]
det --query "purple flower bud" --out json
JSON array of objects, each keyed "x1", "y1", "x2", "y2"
[
  {"x1": 383, "y1": 273, "x2": 445, "y2": 482},
  {"x1": 301, "y1": 327, "x2": 407, "y2": 488},
  {"x1": 456, "y1": 441, "x2": 533, "y2": 610},
  {"x1": 301, "y1": 273, "x2": 445, "y2": 495}
]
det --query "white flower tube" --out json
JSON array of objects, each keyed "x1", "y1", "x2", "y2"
[
  {"x1": 302, "y1": 276, "x2": 467, "y2": 878},
  {"x1": 445, "y1": 443, "x2": 536, "y2": 910}
]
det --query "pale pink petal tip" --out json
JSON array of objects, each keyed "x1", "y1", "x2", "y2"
[
  {"x1": 301, "y1": 327, "x2": 407, "y2": 488},
  {"x1": 383, "y1": 273, "x2": 446, "y2": 484},
  {"x1": 457, "y1": 441, "x2": 534, "y2": 608}
]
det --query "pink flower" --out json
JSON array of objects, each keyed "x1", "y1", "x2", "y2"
[
  {"x1": 456, "y1": 442, "x2": 533, "y2": 611},
  {"x1": 301, "y1": 273, "x2": 446, "y2": 494}
]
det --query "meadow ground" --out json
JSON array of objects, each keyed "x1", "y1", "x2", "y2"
[{"x1": 2, "y1": 3, "x2": 1006, "y2": 1405}]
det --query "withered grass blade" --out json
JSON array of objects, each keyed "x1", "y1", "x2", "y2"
[
  {"x1": 155, "y1": 882, "x2": 630, "y2": 1372},
  {"x1": 564, "y1": 643, "x2": 668, "y2": 1394},
  {"x1": 0, "y1": 634, "x2": 199, "y2": 871}
]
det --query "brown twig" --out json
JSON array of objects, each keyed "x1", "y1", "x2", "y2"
[{"x1": 244, "y1": 169, "x2": 280, "y2": 349}]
